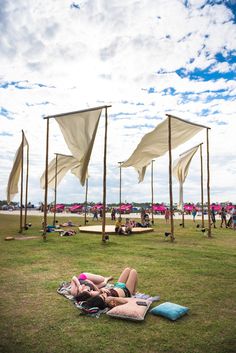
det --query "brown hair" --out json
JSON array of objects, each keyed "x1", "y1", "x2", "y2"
[
  {"x1": 84, "y1": 295, "x2": 107, "y2": 310},
  {"x1": 75, "y1": 291, "x2": 91, "y2": 302}
]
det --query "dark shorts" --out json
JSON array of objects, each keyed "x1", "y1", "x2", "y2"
[{"x1": 122, "y1": 287, "x2": 131, "y2": 297}]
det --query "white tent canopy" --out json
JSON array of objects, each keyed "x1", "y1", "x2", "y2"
[
  {"x1": 40, "y1": 154, "x2": 81, "y2": 190},
  {"x1": 7, "y1": 134, "x2": 28, "y2": 203},
  {"x1": 55, "y1": 108, "x2": 102, "y2": 186},
  {"x1": 122, "y1": 115, "x2": 206, "y2": 182},
  {"x1": 42, "y1": 105, "x2": 111, "y2": 241},
  {"x1": 173, "y1": 144, "x2": 201, "y2": 210}
]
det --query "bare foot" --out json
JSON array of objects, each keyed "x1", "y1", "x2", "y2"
[{"x1": 105, "y1": 276, "x2": 113, "y2": 284}]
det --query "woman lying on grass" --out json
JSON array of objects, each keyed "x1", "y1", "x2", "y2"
[
  {"x1": 70, "y1": 272, "x2": 113, "y2": 297},
  {"x1": 76, "y1": 267, "x2": 138, "y2": 310}
]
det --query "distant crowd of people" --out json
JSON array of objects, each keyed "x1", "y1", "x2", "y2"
[
  {"x1": 210, "y1": 206, "x2": 236, "y2": 230},
  {"x1": 188, "y1": 205, "x2": 236, "y2": 230},
  {"x1": 187, "y1": 205, "x2": 236, "y2": 230},
  {"x1": 56, "y1": 203, "x2": 236, "y2": 232},
  {"x1": 110, "y1": 205, "x2": 236, "y2": 232}
]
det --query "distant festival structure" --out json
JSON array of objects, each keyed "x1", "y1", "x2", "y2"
[
  {"x1": 43, "y1": 105, "x2": 111, "y2": 242},
  {"x1": 122, "y1": 114, "x2": 211, "y2": 241},
  {"x1": 7, "y1": 130, "x2": 29, "y2": 233}
]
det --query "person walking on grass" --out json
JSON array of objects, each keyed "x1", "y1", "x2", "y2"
[
  {"x1": 211, "y1": 206, "x2": 216, "y2": 228},
  {"x1": 192, "y1": 207, "x2": 197, "y2": 222},
  {"x1": 231, "y1": 207, "x2": 236, "y2": 230},
  {"x1": 93, "y1": 209, "x2": 98, "y2": 221},
  {"x1": 220, "y1": 207, "x2": 227, "y2": 228},
  {"x1": 111, "y1": 207, "x2": 116, "y2": 221},
  {"x1": 164, "y1": 208, "x2": 170, "y2": 223}
]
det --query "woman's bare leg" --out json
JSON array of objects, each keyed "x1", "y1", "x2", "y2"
[
  {"x1": 125, "y1": 269, "x2": 138, "y2": 295},
  {"x1": 73, "y1": 275, "x2": 81, "y2": 287},
  {"x1": 70, "y1": 279, "x2": 78, "y2": 296},
  {"x1": 117, "y1": 267, "x2": 131, "y2": 283}
]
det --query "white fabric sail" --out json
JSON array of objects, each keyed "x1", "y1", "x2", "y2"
[
  {"x1": 137, "y1": 163, "x2": 149, "y2": 183},
  {"x1": 7, "y1": 135, "x2": 29, "y2": 203},
  {"x1": 122, "y1": 115, "x2": 206, "y2": 182},
  {"x1": 55, "y1": 109, "x2": 102, "y2": 186},
  {"x1": 70, "y1": 164, "x2": 89, "y2": 180},
  {"x1": 173, "y1": 144, "x2": 201, "y2": 210},
  {"x1": 40, "y1": 154, "x2": 81, "y2": 190}
]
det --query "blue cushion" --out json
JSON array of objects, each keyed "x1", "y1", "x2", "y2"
[{"x1": 150, "y1": 302, "x2": 189, "y2": 321}]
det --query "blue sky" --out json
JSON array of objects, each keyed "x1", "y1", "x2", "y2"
[{"x1": 0, "y1": 0, "x2": 236, "y2": 205}]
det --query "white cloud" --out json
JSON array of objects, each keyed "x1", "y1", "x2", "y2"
[{"x1": 0, "y1": 0, "x2": 236, "y2": 204}]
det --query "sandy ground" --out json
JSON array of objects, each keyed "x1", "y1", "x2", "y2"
[{"x1": 0, "y1": 209, "x2": 206, "y2": 220}]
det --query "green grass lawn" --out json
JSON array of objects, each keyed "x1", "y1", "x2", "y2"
[{"x1": 0, "y1": 213, "x2": 235, "y2": 353}]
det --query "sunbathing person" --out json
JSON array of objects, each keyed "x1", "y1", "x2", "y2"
[
  {"x1": 136, "y1": 220, "x2": 150, "y2": 228},
  {"x1": 76, "y1": 267, "x2": 138, "y2": 310},
  {"x1": 70, "y1": 272, "x2": 113, "y2": 297},
  {"x1": 60, "y1": 220, "x2": 76, "y2": 227},
  {"x1": 60, "y1": 229, "x2": 77, "y2": 236}
]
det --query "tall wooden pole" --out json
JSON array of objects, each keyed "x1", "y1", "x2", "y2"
[
  {"x1": 200, "y1": 143, "x2": 204, "y2": 228},
  {"x1": 24, "y1": 139, "x2": 29, "y2": 229},
  {"x1": 206, "y1": 129, "x2": 211, "y2": 237},
  {"x1": 84, "y1": 178, "x2": 88, "y2": 226},
  {"x1": 168, "y1": 117, "x2": 175, "y2": 241},
  {"x1": 19, "y1": 130, "x2": 24, "y2": 233},
  {"x1": 180, "y1": 183, "x2": 185, "y2": 228},
  {"x1": 43, "y1": 118, "x2": 50, "y2": 240},
  {"x1": 53, "y1": 154, "x2": 58, "y2": 226},
  {"x1": 118, "y1": 161, "x2": 122, "y2": 218},
  {"x1": 182, "y1": 206, "x2": 184, "y2": 228},
  {"x1": 102, "y1": 107, "x2": 108, "y2": 242},
  {"x1": 151, "y1": 160, "x2": 154, "y2": 225}
]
